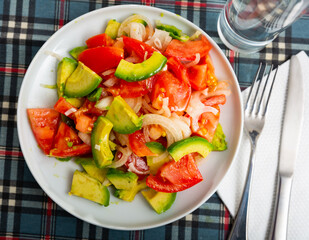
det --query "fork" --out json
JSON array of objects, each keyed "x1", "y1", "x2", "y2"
[{"x1": 228, "y1": 63, "x2": 278, "y2": 240}]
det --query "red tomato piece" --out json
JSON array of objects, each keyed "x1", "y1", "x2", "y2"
[
  {"x1": 53, "y1": 122, "x2": 81, "y2": 151},
  {"x1": 54, "y1": 97, "x2": 77, "y2": 118},
  {"x1": 78, "y1": 46, "x2": 124, "y2": 73},
  {"x1": 202, "y1": 95, "x2": 226, "y2": 106},
  {"x1": 75, "y1": 114, "x2": 96, "y2": 133},
  {"x1": 86, "y1": 33, "x2": 114, "y2": 48},
  {"x1": 164, "y1": 36, "x2": 211, "y2": 61},
  {"x1": 195, "y1": 106, "x2": 220, "y2": 142},
  {"x1": 128, "y1": 130, "x2": 157, "y2": 157},
  {"x1": 27, "y1": 108, "x2": 60, "y2": 155},
  {"x1": 167, "y1": 57, "x2": 189, "y2": 84},
  {"x1": 80, "y1": 99, "x2": 105, "y2": 116},
  {"x1": 187, "y1": 64, "x2": 208, "y2": 91},
  {"x1": 146, "y1": 154, "x2": 203, "y2": 193},
  {"x1": 49, "y1": 143, "x2": 92, "y2": 158},
  {"x1": 122, "y1": 36, "x2": 155, "y2": 59},
  {"x1": 151, "y1": 71, "x2": 191, "y2": 111},
  {"x1": 107, "y1": 79, "x2": 150, "y2": 98}
]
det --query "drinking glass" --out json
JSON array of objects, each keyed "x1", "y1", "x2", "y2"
[{"x1": 217, "y1": 0, "x2": 309, "y2": 53}]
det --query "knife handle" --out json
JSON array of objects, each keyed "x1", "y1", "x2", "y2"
[{"x1": 271, "y1": 175, "x2": 293, "y2": 240}]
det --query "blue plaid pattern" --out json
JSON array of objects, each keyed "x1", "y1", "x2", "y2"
[{"x1": 1, "y1": 0, "x2": 308, "y2": 239}]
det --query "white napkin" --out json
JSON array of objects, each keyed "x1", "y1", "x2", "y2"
[{"x1": 217, "y1": 51, "x2": 309, "y2": 240}]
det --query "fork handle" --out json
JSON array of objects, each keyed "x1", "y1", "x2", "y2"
[
  {"x1": 228, "y1": 145, "x2": 256, "y2": 240},
  {"x1": 270, "y1": 175, "x2": 293, "y2": 240}
]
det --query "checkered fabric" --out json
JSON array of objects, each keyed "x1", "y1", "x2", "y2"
[{"x1": 0, "y1": 0, "x2": 308, "y2": 239}]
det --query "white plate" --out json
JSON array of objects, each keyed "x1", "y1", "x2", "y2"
[{"x1": 17, "y1": 5, "x2": 243, "y2": 230}]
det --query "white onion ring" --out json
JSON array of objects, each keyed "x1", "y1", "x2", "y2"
[
  {"x1": 95, "y1": 96, "x2": 114, "y2": 110},
  {"x1": 184, "y1": 53, "x2": 200, "y2": 68},
  {"x1": 103, "y1": 76, "x2": 119, "y2": 87},
  {"x1": 128, "y1": 162, "x2": 150, "y2": 175},
  {"x1": 101, "y1": 69, "x2": 115, "y2": 76},
  {"x1": 124, "y1": 97, "x2": 142, "y2": 113},
  {"x1": 109, "y1": 146, "x2": 132, "y2": 168},
  {"x1": 150, "y1": 151, "x2": 171, "y2": 164},
  {"x1": 64, "y1": 107, "x2": 77, "y2": 116},
  {"x1": 78, "y1": 132, "x2": 91, "y2": 146}
]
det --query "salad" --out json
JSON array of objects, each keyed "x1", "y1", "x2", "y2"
[{"x1": 27, "y1": 14, "x2": 230, "y2": 214}]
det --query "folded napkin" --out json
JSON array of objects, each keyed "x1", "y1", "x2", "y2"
[{"x1": 217, "y1": 51, "x2": 309, "y2": 240}]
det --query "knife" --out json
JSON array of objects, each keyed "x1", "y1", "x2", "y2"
[{"x1": 271, "y1": 55, "x2": 305, "y2": 240}]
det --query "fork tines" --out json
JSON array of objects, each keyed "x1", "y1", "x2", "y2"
[{"x1": 245, "y1": 63, "x2": 279, "y2": 117}]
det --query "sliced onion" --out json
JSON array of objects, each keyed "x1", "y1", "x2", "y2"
[
  {"x1": 125, "y1": 55, "x2": 141, "y2": 63},
  {"x1": 150, "y1": 151, "x2": 171, "y2": 164},
  {"x1": 109, "y1": 146, "x2": 132, "y2": 168},
  {"x1": 186, "y1": 91, "x2": 219, "y2": 131},
  {"x1": 141, "y1": 97, "x2": 170, "y2": 117},
  {"x1": 78, "y1": 132, "x2": 91, "y2": 146},
  {"x1": 95, "y1": 96, "x2": 114, "y2": 110},
  {"x1": 128, "y1": 162, "x2": 150, "y2": 175},
  {"x1": 101, "y1": 69, "x2": 115, "y2": 76},
  {"x1": 170, "y1": 113, "x2": 192, "y2": 139},
  {"x1": 124, "y1": 97, "x2": 142, "y2": 113},
  {"x1": 129, "y1": 22, "x2": 146, "y2": 41},
  {"x1": 142, "y1": 114, "x2": 183, "y2": 146},
  {"x1": 118, "y1": 14, "x2": 154, "y2": 40},
  {"x1": 114, "y1": 132, "x2": 129, "y2": 146},
  {"x1": 103, "y1": 76, "x2": 119, "y2": 87},
  {"x1": 44, "y1": 50, "x2": 63, "y2": 61},
  {"x1": 146, "y1": 28, "x2": 172, "y2": 51},
  {"x1": 64, "y1": 107, "x2": 77, "y2": 116}
]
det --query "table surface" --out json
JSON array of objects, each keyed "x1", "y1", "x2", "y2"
[{"x1": 1, "y1": 0, "x2": 308, "y2": 239}]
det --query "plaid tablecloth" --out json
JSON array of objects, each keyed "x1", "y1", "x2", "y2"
[{"x1": 0, "y1": 0, "x2": 308, "y2": 239}]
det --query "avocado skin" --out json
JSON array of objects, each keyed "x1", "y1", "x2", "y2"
[
  {"x1": 105, "y1": 96, "x2": 143, "y2": 134},
  {"x1": 106, "y1": 168, "x2": 138, "y2": 190},
  {"x1": 69, "y1": 170, "x2": 110, "y2": 206},
  {"x1": 57, "y1": 57, "x2": 78, "y2": 97},
  {"x1": 142, "y1": 188, "x2": 176, "y2": 214},
  {"x1": 211, "y1": 123, "x2": 228, "y2": 151},
  {"x1": 167, "y1": 136, "x2": 213, "y2": 162}
]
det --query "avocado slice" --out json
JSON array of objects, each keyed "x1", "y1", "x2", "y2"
[
  {"x1": 167, "y1": 136, "x2": 213, "y2": 162},
  {"x1": 146, "y1": 142, "x2": 170, "y2": 175},
  {"x1": 64, "y1": 61, "x2": 102, "y2": 98},
  {"x1": 114, "y1": 180, "x2": 147, "y2": 202},
  {"x1": 105, "y1": 96, "x2": 143, "y2": 134},
  {"x1": 57, "y1": 57, "x2": 78, "y2": 97},
  {"x1": 91, "y1": 116, "x2": 114, "y2": 168},
  {"x1": 106, "y1": 168, "x2": 138, "y2": 190},
  {"x1": 114, "y1": 51, "x2": 167, "y2": 82},
  {"x1": 142, "y1": 188, "x2": 176, "y2": 214},
  {"x1": 69, "y1": 46, "x2": 87, "y2": 60},
  {"x1": 65, "y1": 97, "x2": 85, "y2": 108},
  {"x1": 155, "y1": 20, "x2": 190, "y2": 42},
  {"x1": 75, "y1": 157, "x2": 109, "y2": 184},
  {"x1": 87, "y1": 87, "x2": 103, "y2": 102},
  {"x1": 211, "y1": 123, "x2": 228, "y2": 151},
  {"x1": 69, "y1": 170, "x2": 110, "y2": 206},
  {"x1": 105, "y1": 19, "x2": 121, "y2": 39}
]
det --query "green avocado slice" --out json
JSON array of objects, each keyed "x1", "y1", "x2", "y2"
[
  {"x1": 167, "y1": 136, "x2": 213, "y2": 162},
  {"x1": 69, "y1": 170, "x2": 110, "y2": 206},
  {"x1": 105, "y1": 96, "x2": 143, "y2": 134},
  {"x1": 64, "y1": 61, "x2": 102, "y2": 98},
  {"x1": 114, "y1": 51, "x2": 167, "y2": 82},
  {"x1": 91, "y1": 116, "x2": 114, "y2": 168},
  {"x1": 69, "y1": 46, "x2": 87, "y2": 60},
  {"x1": 142, "y1": 188, "x2": 176, "y2": 214},
  {"x1": 106, "y1": 168, "x2": 138, "y2": 190},
  {"x1": 105, "y1": 19, "x2": 121, "y2": 39}
]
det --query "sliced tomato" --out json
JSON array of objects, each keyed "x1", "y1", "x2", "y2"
[
  {"x1": 187, "y1": 64, "x2": 207, "y2": 91},
  {"x1": 122, "y1": 36, "x2": 155, "y2": 59},
  {"x1": 50, "y1": 143, "x2": 92, "y2": 158},
  {"x1": 202, "y1": 95, "x2": 226, "y2": 106},
  {"x1": 53, "y1": 122, "x2": 81, "y2": 151},
  {"x1": 27, "y1": 108, "x2": 60, "y2": 155},
  {"x1": 128, "y1": 130, "x2": 157, "y2": 157},
  {"x1": 164, "y1": 36, "x2": 211, "y2": 61},
  {"x1": 86, "y1": 33, "x2": 114, "y2": 48},
  {"x1": 194, "y1": 106, "x2": 220, "y2": 142},
  {"x1": 167, "y1": 57, "x2": 189, "y2": 84},
  {"x1": 146, "y1": 154, "x2": 203, "y2": 193},
  {"x1": 78, "y1": 46, "x2": 124, "y2": 73},
  {"x1": 75, "y1": 113, "x2": 96, "y2": 133},
  {"x1": 79, "y1": 99, "x2": 105, "y2": 116},
  {"x1": 54, "y1": 97, "x2": 77, "y2": 118},
  {"x1": 151, "y1": 71, "x2": 191, "y2": 111},
  {"x1": 106, "y1": 76, "x2": 155, "y2": 98}
]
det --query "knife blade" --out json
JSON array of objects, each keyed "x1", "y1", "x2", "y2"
[{"x1": 271, "y1": 55, "x2": 305, "y2": 240}]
